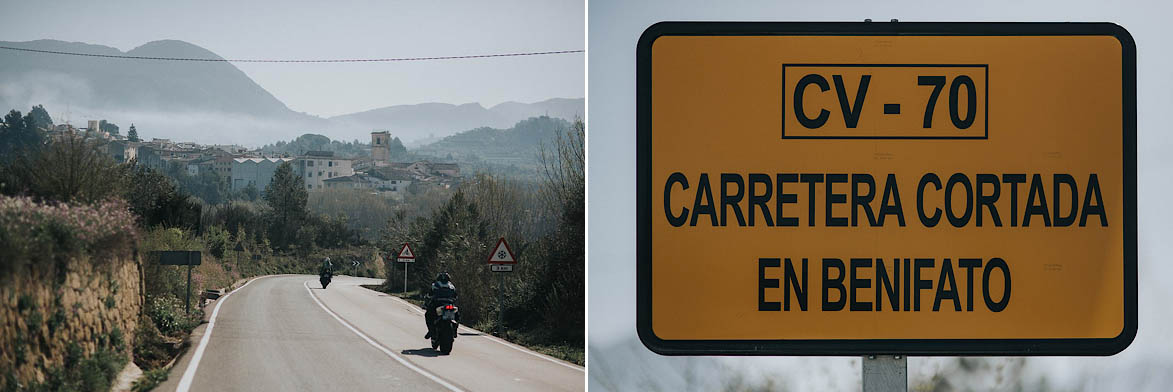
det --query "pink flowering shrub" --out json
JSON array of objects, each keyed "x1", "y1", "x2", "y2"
[{"x1": 0, "y1": 195, "x2": 138, "y2": 279}]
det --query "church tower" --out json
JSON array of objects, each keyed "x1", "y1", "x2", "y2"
[{"x1": 371, "y1": 131, "x2": 390, "y2": 162}]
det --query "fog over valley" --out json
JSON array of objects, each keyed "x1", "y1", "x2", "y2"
[{"x1": 0, "y1": 39, "x2": 583, "y2": 147}]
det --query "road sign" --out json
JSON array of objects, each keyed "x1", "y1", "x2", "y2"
[
  {"x1": 151, "y1": 251, "x2": 203, "y2": 314},
  {"x1": 637, "y1": 22, "x2": 1136, "y2": 356},
  {"x1": 487, "y1": 237, "x2": 516, "y2": 265},
  {"x1": 491, "y1": 264, "x2": 514, "y2": 272},
  {"x1": 153, "y1": 251, "x2": 202, "y2": 266},
  {"x1": 397, "y1": 243, "x2": 415, "y2": 263},
  {"x1": 351, "y1": 260, "x2": 360, "y2": 267}
]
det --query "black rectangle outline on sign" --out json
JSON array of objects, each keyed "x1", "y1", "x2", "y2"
[
  {"x1": 781, "y1": 64, "x2": 989, "y2": 139},
  {"x1": 636, "y1": 22, "x2": 1137, "y2": 356}
]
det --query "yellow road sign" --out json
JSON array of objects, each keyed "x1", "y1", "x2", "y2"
[{"x1": 637, "y1": 22, "x2": 1136, "y2": 356}]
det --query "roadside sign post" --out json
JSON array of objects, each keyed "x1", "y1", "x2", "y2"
[
  {"x1": 636, "y1": 20, "x2": 1137, "y2": 372},
  {"x1": 233, "y1": 242, "x2": 245, "y2": 275},
  {"x1": 153, "y1": 251, "x2": 202, "y2": 314},
  {"x1": 862, "y1": 355, "x2": 906, "y2": 392},
  {"x1": 487, "y1": 237, "x2": 517, "y2": 335},
  {"x1": 396, "y1": 243, "x2": 415, "y2": 294}
]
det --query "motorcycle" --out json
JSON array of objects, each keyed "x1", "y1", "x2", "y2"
[
  {"x1": 320, "y1": 269, "x2": 332, "y2": 289},
  {"x1": 430, "y1": 304, "x2": 459, "y2": 354}
]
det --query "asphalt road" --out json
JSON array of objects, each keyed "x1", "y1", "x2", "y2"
[{"x1": 156, "y1": 275, "x2": 584, "y2": 392}]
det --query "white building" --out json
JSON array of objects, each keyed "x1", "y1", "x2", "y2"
[{"x1": 294, "y1": 151, "x2": 354, "y2": 191}]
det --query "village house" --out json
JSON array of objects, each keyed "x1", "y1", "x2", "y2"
[
  {"x1": 384, "y1": 160, "x2": 460, "y2": 179},
  {"x1": 293, "y1": 151, "x2": 354, "y2": 191}
]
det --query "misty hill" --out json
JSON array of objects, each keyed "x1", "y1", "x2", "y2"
[
  {"x1": 0, "y1": 39, "x2": 582, "y2": 146},
  {"x1": 0, "y1": 39, "x2": 326, "y2": 144},
  {"x1": 330, "y1": 98, "x2": 583, "y2": 145},
  {"x1": 0, "y1": 40, "x2": 324, "y2": 117},
  {"x1": 412, "y1": 116, "x2": 574, "y2": 179},
  {"x1": 258, "y1": 133, "x2": 391, "y2": 159}
]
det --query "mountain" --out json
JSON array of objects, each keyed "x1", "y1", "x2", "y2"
[
  {"x1": 0, "y1": 39, "x2": 582, "y2": 146},
  {"x1": 326, "y1": 98, "x2": 583, "y2": 146},
  {"x1": 415, "y1": 115, "x2": 572, "y2": 161},
  {"x1": 0, "y1": 39, "x2": 328, "y2": 144},
  {"x1": 0, "y1": 39, "x2": 293, "y2": 115},
  {"x1": 489, "y1": 98, "x2": 583, "y2": 123}
]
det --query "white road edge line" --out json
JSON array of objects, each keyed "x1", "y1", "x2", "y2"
[
  {"x1": 175, "y1": 275, "x2": 266, "y2": 392},
  {"x1": 303, "y1": 280, "x2": 465, "y2": 392},
  {"x1": 382, "y1": 288, "x2": 585, "y2": 372}
]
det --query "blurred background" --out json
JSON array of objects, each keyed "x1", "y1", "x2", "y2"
[{"x1": 587, "y1": 0, "x2": 1172, "y2": 390}]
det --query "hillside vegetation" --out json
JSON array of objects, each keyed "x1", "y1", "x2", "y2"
[{"x1": 414, "y1": 116, "x2": 575, "y2": 179}]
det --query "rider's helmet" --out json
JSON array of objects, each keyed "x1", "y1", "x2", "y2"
[{"x1": 436, "y1": 272, "x2": 451, "y2": 283}]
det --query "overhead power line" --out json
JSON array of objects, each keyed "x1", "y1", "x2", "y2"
[{"x1": 0, "y1": 45, "x2": 583, "y2": 63}]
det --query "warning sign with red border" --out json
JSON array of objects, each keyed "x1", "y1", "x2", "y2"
[
  {"x1": 397, "y1": 243, "x2": 415, "y2": 263},
  {"x1": 487, "y1": 237, "x2": 516, "y2": 265}
]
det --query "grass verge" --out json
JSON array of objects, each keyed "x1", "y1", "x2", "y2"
[{"x1": 359, "y1": 285, "x2": 583, "y2": 366}]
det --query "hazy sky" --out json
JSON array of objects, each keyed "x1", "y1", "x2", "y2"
[
  {"x1": 589, "y1": 0, "x2": 1173, "y2": 389},
  {"x1": 0, "y1": 0, "x2": 584, "y2": 117}
]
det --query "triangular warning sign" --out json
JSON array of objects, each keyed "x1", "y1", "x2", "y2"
[
  {"x1": 487, "y1": 237, "x2": 516, "y2": 264},
  {"x1": 397, "y1": 243, "x2": 415, "y2": 259}
]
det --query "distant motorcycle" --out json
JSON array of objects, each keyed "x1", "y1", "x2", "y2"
[
  {"x1": 320, "y1": 269, "x2": 332, "y2": 289},
  {"x1": 430, "y1": 304, "x2": 459, "y2": 354}
]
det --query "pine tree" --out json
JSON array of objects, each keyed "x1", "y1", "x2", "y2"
[
  {"x1": 264, "y1": 162, "x2": 308, "y2": 247},
  {"x1": 127, "y1": 124, "x2": 140, "y2": 142},
  {"x1": 26, "y1": 105, "x2": 53, "y2": 132}
]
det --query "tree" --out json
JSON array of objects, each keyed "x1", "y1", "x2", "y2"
[
  {"x1": 534, "y1": 118, "x2": 585, "y2": 340},
  {"x1": 127, "y1": 124, "x2": 140, "y2": 142},
  {"x1": 0, "y1": 109, "x2": 46, "y2": 159},
  {"x1": 26, "y1": 105, "x2": 53, "y2": 132},
  {"x1": 124, "y1": 164, "x2": 199, "y2": 229},
  {"x1": 8, "y1": 131, "x2": 126, "y2": 203},
  {"x1": 389, "y1": 137, "x2": 407, "y2": 157},
  {"x1": 264, "y1": 162, "x2": 308, "y2": 248},
  {"x1": 238, "y1": 183, "x2": 259, "y2": 201},
  {"x1": 0, "y1": 110, "x2": 28, "y2": 159}
]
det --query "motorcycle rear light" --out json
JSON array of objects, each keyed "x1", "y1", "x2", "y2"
[{"x1": 444, "y1": 305, "x2": 455, "y2": 310}]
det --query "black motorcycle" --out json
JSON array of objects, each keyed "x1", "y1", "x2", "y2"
[
  {"x1": 320, "y1": 269, "x2": 332, "y2": 289},
  {"x1": 430, "y1": 304, "x2": 459, "y2": 354}
]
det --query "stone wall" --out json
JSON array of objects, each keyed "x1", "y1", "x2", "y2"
[{"x1": 0, "y1": 252, "x2": 142, "y2": 387}]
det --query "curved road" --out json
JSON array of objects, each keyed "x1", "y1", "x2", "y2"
[{"x1": 155, "y1": 275, "x2": 583, "y2": 391}]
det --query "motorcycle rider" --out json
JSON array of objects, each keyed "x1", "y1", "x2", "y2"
[
  {"x1": 320, "y1": 257, "x2": 333, "y2": 276},
  {"x1": 424, "y1": 272, "x2": 458, "y2": 339}
]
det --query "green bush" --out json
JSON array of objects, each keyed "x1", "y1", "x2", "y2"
[
  {"x1": 133, "y1": 316, "x2": 176, "y2": 371},
  {"x1": 0, "y1": 196, "x2": 138, "y2": 281},
  {"x1": 47, "y1": 307, "x2": 65, "y2": 335},
  {"x1": 132, "y1": 368, "x2": 170, "y2": 392},
  {"x1": 17, "y1": 345, "x2": 126, "y2": 392},
  {"x1": 25, "y1": 309, "x2": 42, "y2": 332},
  {"x1": 145, "y1": 295, "x2": 201, "y2": 337}
]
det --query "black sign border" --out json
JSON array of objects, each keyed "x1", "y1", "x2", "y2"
[
  {"x1": 636, "y1": 21, "x2": 1137, "y2": 356},
  {"x1": 781, "y1": 64, "x2": 989, "y2": 139}
]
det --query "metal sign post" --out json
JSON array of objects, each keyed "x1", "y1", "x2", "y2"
[
  {"x1": 153, "y1": 251, "x2": 202, "y2": 314},
  {"x1": 187, "y1": 263, "x2": 192, "y2": 313},
  {"x1": 233, "y1": 242, "x2": 244, "y2": 275},
  {"x1": 487, "y1": 237, "x2": 517, "y2": 336},
  {"x1": 862, "y1": 355, "x2": 906, "y2": 392},
  {"x1": 397, "y1": 243, "x2": 415, "y2": 294},
  {"x1": 498, "y1": 272, "x2": 505, "y2": 335}
]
